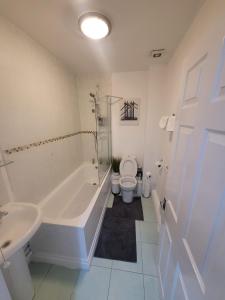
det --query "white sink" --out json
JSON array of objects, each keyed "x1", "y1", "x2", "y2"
[{"x1": 0, "y1": 202, "x2": 41, "y2": 264}]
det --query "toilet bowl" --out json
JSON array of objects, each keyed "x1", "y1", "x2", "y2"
[{"x1": 119, "y1": 156, "x2": 137, "y2": 203}]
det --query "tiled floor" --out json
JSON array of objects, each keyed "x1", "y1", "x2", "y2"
[{"x1": 30, "y1": 195, "x2": 161, "y2": 300}]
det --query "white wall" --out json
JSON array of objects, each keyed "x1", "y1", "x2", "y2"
[
  {"x1": 111, "y1": 68, "x2": 169, "y2": 199},
  {"x1": 111, "y1": 71, "x2": 148, "y2": 166},
  {"x1": 143, "y1": 65, "x2": 168, "y2": 198},
  {"x1": 0, "y1": 17, "x2": 82, "y2": 205}
]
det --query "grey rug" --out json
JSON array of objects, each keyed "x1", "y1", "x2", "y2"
[
  {"x1": 111, "y1": 195, "x2": 144, "y2": 221},
  {"x1": 94, "y1": 195, "x2": 143, "y2": 262}
]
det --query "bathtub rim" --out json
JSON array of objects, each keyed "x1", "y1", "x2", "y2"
[
  {"x1": 39, "y1": 162, "x2": 96, "y2": 208},
  {"x1": 39, "y1": 163, "x2": 111, "y2": 228}
]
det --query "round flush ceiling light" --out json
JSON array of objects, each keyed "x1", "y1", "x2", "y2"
[{"x1": 78, "y1": 12, "x2": 111, "y2": 40}]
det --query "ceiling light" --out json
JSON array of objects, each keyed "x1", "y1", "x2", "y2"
[{"x1": 78, "y1": 12, "x2": 111, "y2": 40}]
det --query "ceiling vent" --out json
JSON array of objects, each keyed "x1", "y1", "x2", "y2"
[{"x1": 151, "y1": 49, "x2": 166, "y2": 58}]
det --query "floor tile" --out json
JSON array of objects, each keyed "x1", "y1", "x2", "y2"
[
  {"x1": 112, "y1": 242, "x2": 142, "y2": 273},
  {"x1": 135, "y1": 220, "x2": 141, "y2": 242},
  {"x1": 34, "y1": 265, "x2": 76, "y2": 300},
  {"x1": 71, "y1": 266, "x2": 111, "y2": 300},
  {"x1": 141, "y1": 196, "x2": 153, "y2": 205},
  {"x1": 29, "y1": 262, "x2": 51, "y2": 295},
  {"x1": 140, "y1": 221, "x2": 159, "y2": 244},
  {"x1": 107, "y1": 193, "x2": 114, "y2": 208},
  {"x1": 108, "y1": 269, "x2": 144, "y2": 300},
  {"x1": 142, "y1": 243, "x2": 159, "y2": 277},
  {"x1": 141, "y1": 198, "x2": 157, "y2": 222},
  {"x1": 144, "y1": 275, "x2": 161, "y2": 300},
  {"x1": 92, "y1": 257, "x2": 112, "y2": 268}
]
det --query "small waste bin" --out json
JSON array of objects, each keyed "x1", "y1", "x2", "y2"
[
  {"x1": 142, "y1": 171, "x2": 152, "y2": 198},
  {"x1": 111, "y1": 173, "x2": 120, "y2": 194}
]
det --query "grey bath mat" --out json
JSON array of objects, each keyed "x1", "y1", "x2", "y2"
[
  {"x1": 111, "y1": 195, "x2": 144, "y2": 221},
  {"x1": 94, "y1": 209, "x2": 137, "y2": 262},
  {"x1": 94, "y1": 195, "x2": 143, "y2": 262}
]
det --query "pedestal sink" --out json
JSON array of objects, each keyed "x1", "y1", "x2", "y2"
[{"x1": 0, "y1": 202, "x2": 42, "y2": 300}]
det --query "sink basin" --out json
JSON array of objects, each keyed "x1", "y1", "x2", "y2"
[{"x1": 0, "y1": 202, "x2": 41, "y2": 264}]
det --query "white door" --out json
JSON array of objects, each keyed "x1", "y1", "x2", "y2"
[{"x1": 159, "y1": 11, "x2": 225, "y2": 300}]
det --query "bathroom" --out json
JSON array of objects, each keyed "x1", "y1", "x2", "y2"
[{"x1": 1, "y1": 0, "x2": 225, "y2": 299}]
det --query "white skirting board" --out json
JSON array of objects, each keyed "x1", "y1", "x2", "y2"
[
  {"x1": 31, "y1": 189, "x2": 111, "y2": 270},
  {"x1": 32, "y1": 251, "x2": 90, "y2": 270}
]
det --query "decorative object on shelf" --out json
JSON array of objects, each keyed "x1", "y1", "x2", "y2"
[{"x1": 120, "y1": 98, "x2": 140, "y2": 125}]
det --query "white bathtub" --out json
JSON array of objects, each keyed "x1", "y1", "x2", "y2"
[{"x1": 30, "y1": 163, "x2": 111, "y2": 269}]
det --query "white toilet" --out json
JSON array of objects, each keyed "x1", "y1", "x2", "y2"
[{"x1": 119, "y1": 156, "x2": 138, "y2": 203}]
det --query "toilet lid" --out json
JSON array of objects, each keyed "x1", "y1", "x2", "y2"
[{"x1": 120, "y1": 157, "x2": 137, "y2": 177}]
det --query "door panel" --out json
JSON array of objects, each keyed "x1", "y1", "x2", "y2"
[
  {"x1": 170, "y1": 265, "x2": 189, "y2": 300},
  {"x1": 213, "y1": 41, "x2": 225, "y2": 100},
  {"x1": 164, "y1": 248, "x2": 177, "y2": 300},
  {"x1": 203, "y1": 201, "x2": 225, "y2": 300},
  {"x1": 159, "y1": 224, "x2": 172, "y2": 293},
  {"x1": 160, "y1": 13, "x2": 225, "y2": 299},
  {"x1": 185, "y1": 131, "x2": 225, "y2": 271},
  {"x1": 183, "y1": 55, "x2": 205, "y2": 105},
  {"x1": 167, "y1": 126, "x2": 194, "y2": 219}
]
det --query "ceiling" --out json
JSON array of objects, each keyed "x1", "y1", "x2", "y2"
[{"x1": 0, "y1": 0, "x2": 205, "y2": 74}]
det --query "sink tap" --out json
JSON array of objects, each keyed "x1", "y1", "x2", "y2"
[{"x1": 0, "y1": 210, "x2": 8, "y2": 220}]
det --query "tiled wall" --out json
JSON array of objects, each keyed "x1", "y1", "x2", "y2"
[{"x1": 4, "y1": 131, "x2": 96, "y2": 155}]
